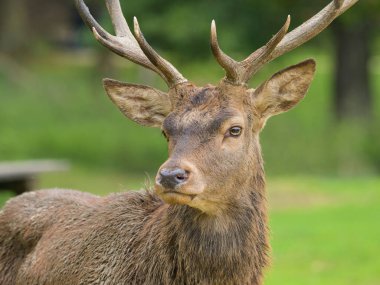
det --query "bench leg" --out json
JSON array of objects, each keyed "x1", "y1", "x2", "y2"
[{"x1": 0, "y1": 178, "x2": 35, "y2": 195}]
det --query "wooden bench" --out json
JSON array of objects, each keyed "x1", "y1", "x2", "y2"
[{"x1": 0, "y1": 160, "x2": 70, "y2": 195}]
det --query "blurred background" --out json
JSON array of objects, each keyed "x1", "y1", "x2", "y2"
[{"x1": 0, "y1": 0, "x2": 379, "y2": 284}]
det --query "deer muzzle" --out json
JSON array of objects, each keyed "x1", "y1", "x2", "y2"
[{"x1": 155, "y1": 160, "x2": 205, "y2": 205}]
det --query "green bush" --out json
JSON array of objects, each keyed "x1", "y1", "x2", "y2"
[{"x1": 0, "y1": 48, "x2": 379, "y2": 175}]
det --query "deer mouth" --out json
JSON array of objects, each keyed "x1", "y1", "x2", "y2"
[
  {"x1": 163, "y1": 190, "x2": 196, "y2": 198},
  {"x1": 158, "y1": 190, "x2": 197, "y2": 205}
]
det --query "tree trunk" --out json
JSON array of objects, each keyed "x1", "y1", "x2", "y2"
[
  {"x1": 0, "y1": 0, "x2": 29, "y2": 55},
  {"x1": 332, "y1": 21, "x2": 372, "y2": 120}
]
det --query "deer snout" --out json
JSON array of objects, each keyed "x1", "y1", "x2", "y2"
[
  {"x1": 155, "y1": 161, "x2": 205, "y2": 206},
  {"x1": 157, "y1": 168, "x2": 189, "y2": 189}
]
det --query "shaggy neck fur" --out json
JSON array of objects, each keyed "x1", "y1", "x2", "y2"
[{"x1": 147, "y1": 142, "x2": 269, "y2": 285}]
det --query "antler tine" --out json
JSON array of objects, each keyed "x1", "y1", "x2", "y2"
[
  {"x1": 241, "y1": 16, "x2": 290, "y2": 81},
  {"x1": 75, "y1": 0, "x2": 111, "y2": 40},
  {"x1": 75, "y1": 0, "x2": 159, "y2": 73},
  {"x1": 211, "y1": 17, "x2": 290, "y2": 85},
  {"x1": 269, "y1": 0, "x2": 359, "y2": 61},
  {"x1": 210, "y1": 20, "x2": 240, "y2": 84},
  {"x1": 212, "y1": 0, "x2": 359, "y2": 85},
  {"x1": 133, "y1": 18, "x2": 187, "y2": 86},
  {"x1": 75, "y1": 0, "x2": 187, "y2": 88},
  {"x1": 105, "y1": 0, "x2": 131, "y2": 37}
]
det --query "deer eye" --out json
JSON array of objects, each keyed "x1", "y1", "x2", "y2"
[{"x1": 228, "y1": 126, "x2": 242, "y2": 137}]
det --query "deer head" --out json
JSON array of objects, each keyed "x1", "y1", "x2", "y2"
[{"x1": 76, "y1": 0, "x2": 358, "y2": 215}]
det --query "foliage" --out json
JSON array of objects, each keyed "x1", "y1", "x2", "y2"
[
  {"x1": 0, "y1": 47, "x2": 379, "y2": 175},
  {"x1": 83, "y1": 0, "x2": 342, "y2": 61}
]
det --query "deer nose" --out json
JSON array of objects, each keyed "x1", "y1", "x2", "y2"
[{"x1": 157, "y1": 168, "x2": 189, "y2": 189}]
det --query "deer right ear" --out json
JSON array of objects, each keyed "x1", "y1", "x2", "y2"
[{"x1": 103, "y1": 79, "x2": 172, "y2": 128}]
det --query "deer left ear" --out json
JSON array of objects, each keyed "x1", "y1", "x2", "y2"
[
  {"x1": 103, "y1": 78, "x2": 172, "y2": 128},
  {"x1": 250, "y1": 59, "x2": 316, "y2": 123}
]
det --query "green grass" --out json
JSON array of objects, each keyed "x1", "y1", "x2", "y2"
[
  {"x1": 266, "y1": 177, "x2": 380, "y2": 285},
  {"x1": 1, "y1": 173, "x2": 379, "y2": 284}
]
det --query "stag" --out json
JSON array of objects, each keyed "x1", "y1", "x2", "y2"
[{"x1": 0, "y1": 0, "x2": 358, "y2": 284}]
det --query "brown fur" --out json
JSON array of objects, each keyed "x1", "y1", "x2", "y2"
[{"x1": 0, "y1": 60, "x2": 315, "y2": 284}]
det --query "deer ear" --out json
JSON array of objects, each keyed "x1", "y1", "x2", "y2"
[
  {"x1": 250, "y1": 59, "x2": 316, "y2": 122},
  {"x1": 103, "y1": 78, "x2": 172, "y2": 128}
]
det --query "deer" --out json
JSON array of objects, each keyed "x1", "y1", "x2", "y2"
[{"x1": 0, "y1": 0, "x2": 358, "y2": 284}]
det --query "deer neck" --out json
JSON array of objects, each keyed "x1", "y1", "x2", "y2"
[{"x1": 160, "y1": 140, "x2": 269, "y2": 284}]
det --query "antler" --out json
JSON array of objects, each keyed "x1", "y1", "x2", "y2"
[
  {"x1": 211, "y1": 0, "x2": 359, "y2": 86},
  {"x1": 75, "y1": 0, "x2": 187, "y2": 88}
]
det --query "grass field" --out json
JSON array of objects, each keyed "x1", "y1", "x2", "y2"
[
  {"x1": 266, "y1": 177, "x2": 380, "y2": 285},
  {"x1": 1, "y1": 171, "x2": 379, "y2": 284}
]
